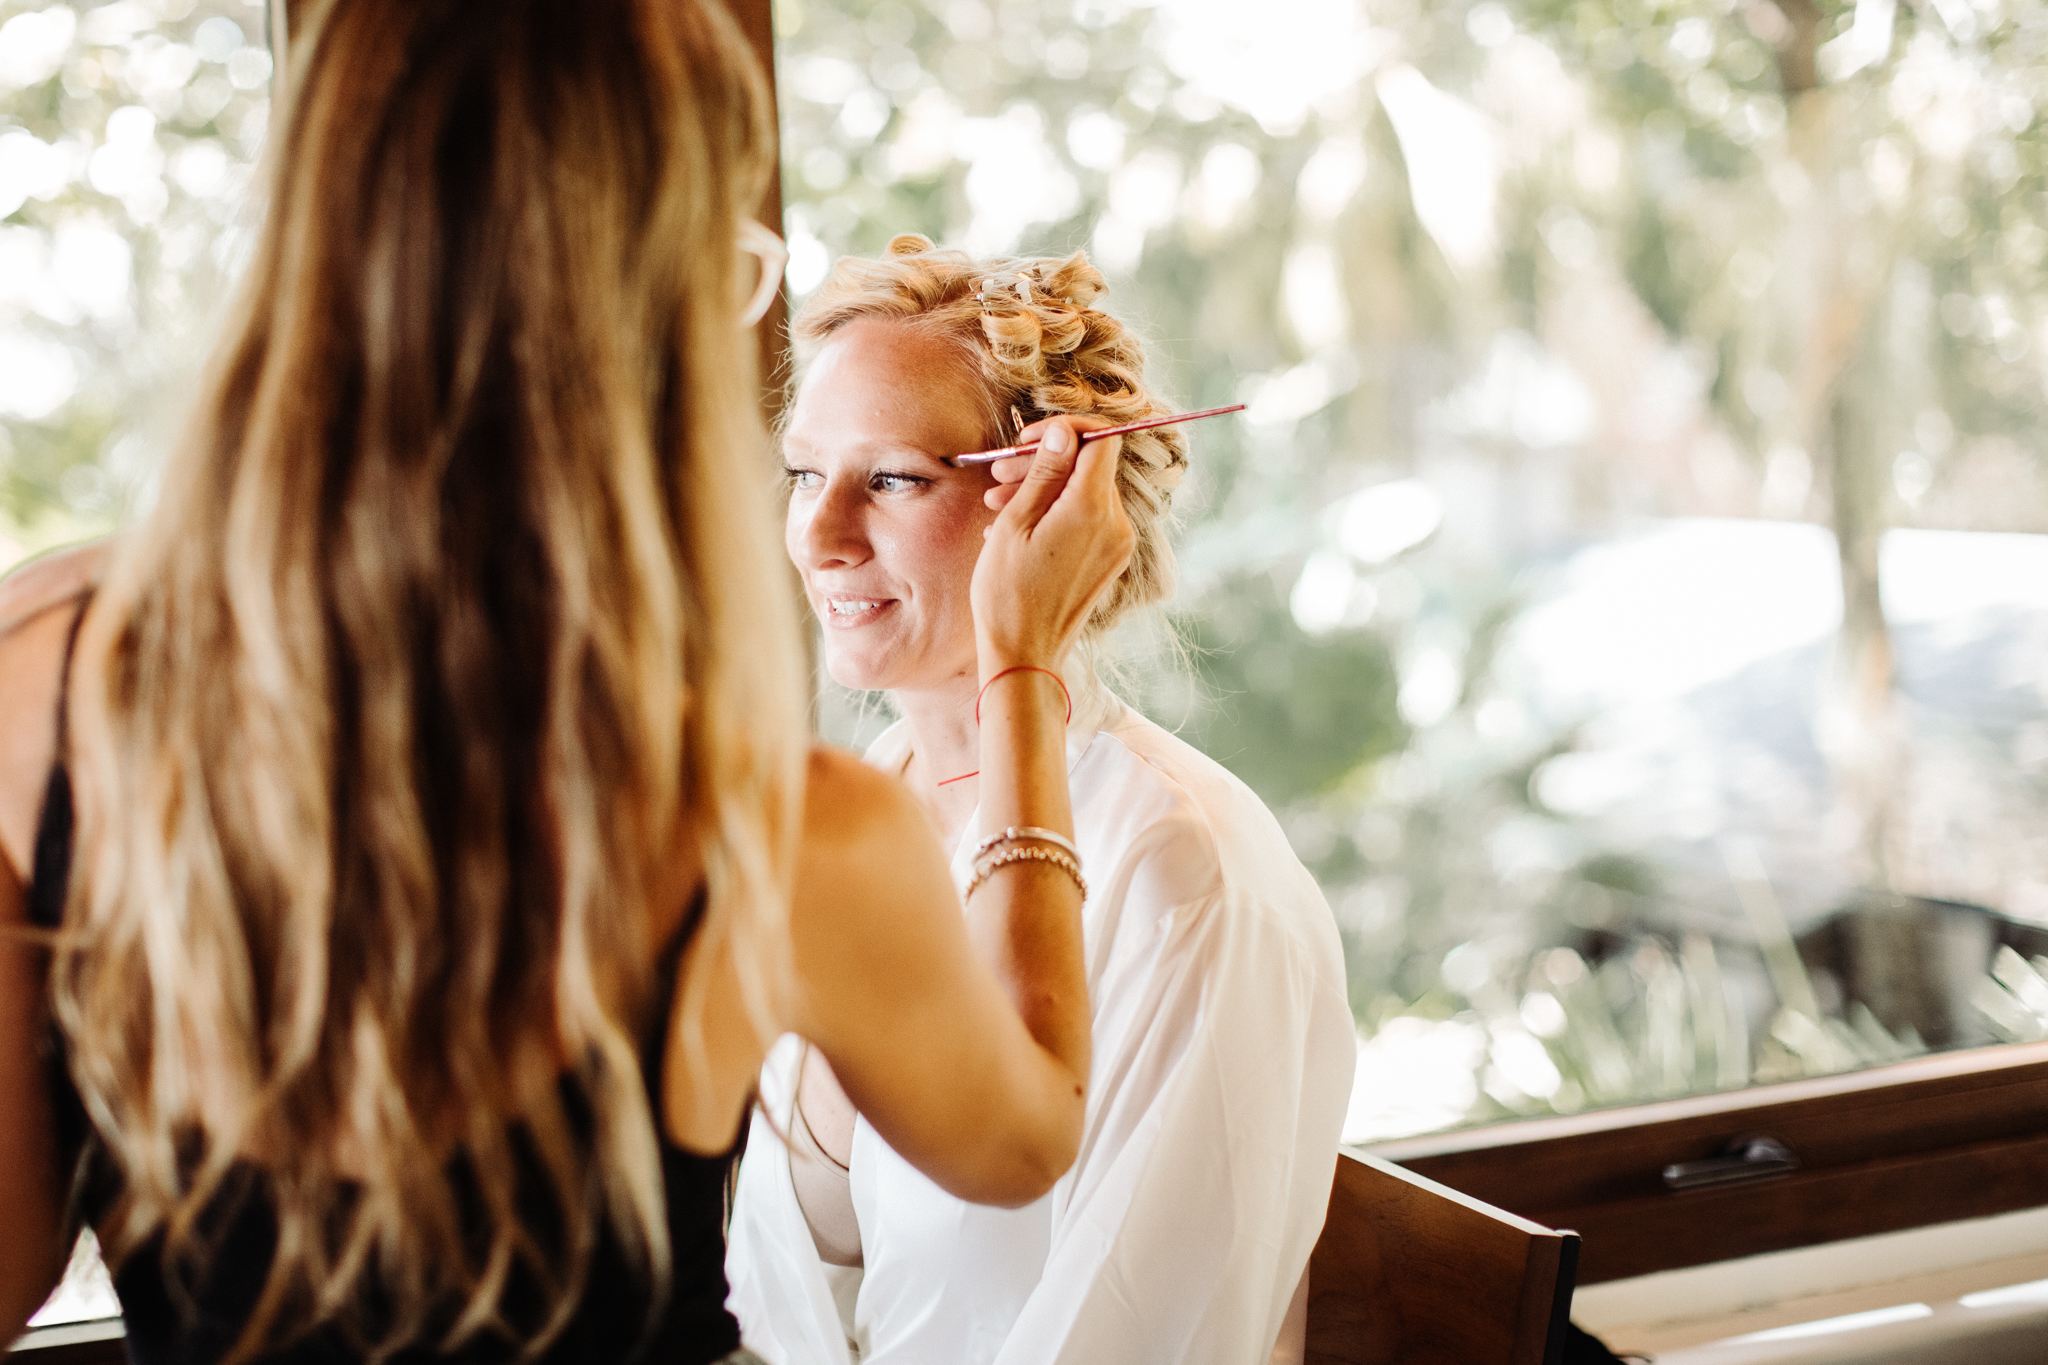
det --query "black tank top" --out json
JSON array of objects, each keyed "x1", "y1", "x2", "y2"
[{"x1": 27, "y1": 601, "x2": 744, "y2": 1365}]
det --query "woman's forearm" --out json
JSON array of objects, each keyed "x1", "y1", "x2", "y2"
[
  {"x1": 956, "y1": 415, "x2": 1130, "y2": 1114},
  {"x1": 964, "y1": 666, "x2": 1092, "y2": 1097}
]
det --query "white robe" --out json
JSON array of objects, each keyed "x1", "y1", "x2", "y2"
[{"x1": 726, "y1": 682, "x2": 1355, "y2": 1365}]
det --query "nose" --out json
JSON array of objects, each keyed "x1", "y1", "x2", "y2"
[{"x1": 789, "y1": 473, "x2": 872, "y2": 574}]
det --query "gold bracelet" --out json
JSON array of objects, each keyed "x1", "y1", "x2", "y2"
[
  {"x1": 963, "y1": 845, "x2": 1088, "y2": 902},
  {"x1": 970, "y1": 825, "x2": 1081, "y2": 863}
]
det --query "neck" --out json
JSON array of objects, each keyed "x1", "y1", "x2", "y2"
[
  {"x1": 893, "y1": 655, "x2": 1084, "y2": 851},
  {"x1": 894, "y1": 668, "x2": 983, "y2": 847}
]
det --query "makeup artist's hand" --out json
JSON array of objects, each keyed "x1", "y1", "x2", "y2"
[
  {"x1": 970, "y1": 415, "x2": 1133, "y2": 679},
  {"x1": 977, "y1": 414, "x2": 1116, "y2": 515}
]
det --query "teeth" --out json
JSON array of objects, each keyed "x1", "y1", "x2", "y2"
[{"x1": 830, "y1": 599, "x2": 879, "y2": 615}]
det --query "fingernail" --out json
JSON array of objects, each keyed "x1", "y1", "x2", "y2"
[{"x1": 1045, "y1": 425, "x2": 1073, "y2": 455}]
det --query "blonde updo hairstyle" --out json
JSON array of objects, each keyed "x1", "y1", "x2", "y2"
[{"x1": 792, "y1": 234, "x2": 1185, "y2": 636}]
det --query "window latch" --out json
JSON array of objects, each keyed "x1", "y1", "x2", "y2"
[{"x1": 1663, "y1": 1136, "x2": 1799, "y2": 1191}]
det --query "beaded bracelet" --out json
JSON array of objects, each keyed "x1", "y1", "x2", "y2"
[
  {"x1": 971, "y1": 825, "x2": 1081, "y2": 863},
  {"x1": 963, "y1": 845, "x2": 1088, "y2": 903}
]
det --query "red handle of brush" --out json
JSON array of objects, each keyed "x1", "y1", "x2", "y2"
[{"x1": 946, "y1": 403, "x2": 1247, "y2": 467}]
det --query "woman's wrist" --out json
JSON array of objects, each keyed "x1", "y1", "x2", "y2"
[
  {"x1": 974, "y1": 633, "x2": 1065, "y2": 685},
  {"x1": 975, "y1": 665, "x2": 1071, "y2": 726},
  {"x1": 974, "y1": 661, "x2": 1065, "y2": 707}
]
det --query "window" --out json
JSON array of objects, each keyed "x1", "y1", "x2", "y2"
[
  {"x1": 772, "y1": 0, "x2": 2048, "y2": 1275},
  {"x1": 0, "y1": 0, "x2": 274, "y2": 561},
  {"x1": 7, "y1": 0, "x2": 2048, "y2": 1326}
]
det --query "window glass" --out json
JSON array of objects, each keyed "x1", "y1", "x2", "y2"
[
  {"x1": 5, "y1": 0, "x2": 2047, "y2": 1164},
  {"x1": 0, "y1": 0, "x2": 268, "y2": 562},
  {"x1": 775, "y1": 0, "x2": 2048, "y2": 1143}
]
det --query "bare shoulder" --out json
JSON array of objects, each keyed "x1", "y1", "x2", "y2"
[
  {"x1": 0, "y1": 540, "x2": 113, "y2": 886},
  {"x1": 801, "y1": 741, "x2": 932, "y2": 856},
  {"x1": 0, "y1": 540, "x2": 113, "y2": 632},
  {"x1": 788, "y1": 743, "x2": 958, "y2": 1023}
]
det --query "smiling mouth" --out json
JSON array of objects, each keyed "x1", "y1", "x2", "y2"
[{"x1": 823, "y1": 596, "x2": 893, "y2": 626}]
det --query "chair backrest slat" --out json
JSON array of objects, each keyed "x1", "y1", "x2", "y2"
[{"x1": 1307, "y1": 1149, "x2": 1579, "y2": 1365}]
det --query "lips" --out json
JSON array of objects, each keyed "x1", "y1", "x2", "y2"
[{"x1": 821, "y1": 594, "x2": 895, "y2": 627}]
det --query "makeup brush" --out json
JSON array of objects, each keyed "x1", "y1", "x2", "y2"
[{"x1": 943, "y1": 403, "x2": 1247, "y2": 467}]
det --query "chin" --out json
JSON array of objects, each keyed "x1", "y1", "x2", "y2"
[{"x1": 821, "y1": 648, "x2": 900, "y2": 694}]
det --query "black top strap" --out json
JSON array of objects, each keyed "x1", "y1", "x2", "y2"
[
  {"x1": 26, "y1": 593, "x2": 95, "y2": 1212},
  {"x1": 53, "y1": 589, "x2": 90, "y2": 744},
  {"x1": 27, "y1": 591, "x2": 90, "y2": 933}
]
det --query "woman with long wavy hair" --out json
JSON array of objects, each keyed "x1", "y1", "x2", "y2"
[{"x1": 0, "y1": 3, "x2": 1128, "y2": 1361}]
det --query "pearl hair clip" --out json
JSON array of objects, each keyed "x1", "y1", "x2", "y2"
[
  {"x1": 944, "y1": 403, "x2": 1246, "y2": 468},
  {"x1": 974, "y1": 270, "x2": 1084, "y2": 315}
]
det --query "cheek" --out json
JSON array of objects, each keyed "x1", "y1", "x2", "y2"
[
  {"x1": 932, "y1": 514, "x2": 994, "y2": 584},
  {"x1": 888, "y1": 497, "x2": 995, "y2": 599}
]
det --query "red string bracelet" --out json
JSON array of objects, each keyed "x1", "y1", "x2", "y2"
[
  {"x1": 935, "y1": 668, "x2": 1073, "y2": 789},
  {"x1": 974, "y1": 665, "x2": 1072, "y2": 726}
]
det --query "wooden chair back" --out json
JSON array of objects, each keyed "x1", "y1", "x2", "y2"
[{"x1": 1306, "y1": 1148, "x2": 1579, "y2": 1365}]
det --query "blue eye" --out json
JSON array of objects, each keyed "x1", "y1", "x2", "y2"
[
  {"x1": 873, "y1": 472, "x2": 924, "y2": 493},
  {"x1": 783, "y1": 467, "x2": 821, "y2": 490}
]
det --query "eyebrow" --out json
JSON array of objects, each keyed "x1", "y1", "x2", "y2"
[{"x1": 783, "y1": 436, "x2": 961, "y2": 467}]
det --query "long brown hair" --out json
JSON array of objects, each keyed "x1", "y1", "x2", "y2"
[{"x1": 54, "y1": 0, "x2": 802, "y2": 1356}]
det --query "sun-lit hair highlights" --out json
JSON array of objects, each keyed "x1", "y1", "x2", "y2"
[
  {"x1": 54, "y1": 0, "x2": 804, "y2": 1359},
  {"x1": 793, "y1": 235, "x2": 1186, "y2": 637}
]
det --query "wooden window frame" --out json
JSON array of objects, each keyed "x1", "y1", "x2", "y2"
[{"x1": 1365, "y1": 1040, "x2": 2048, "y2": 1285}]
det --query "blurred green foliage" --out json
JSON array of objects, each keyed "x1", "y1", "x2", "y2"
[
  {"x1": 779, "y1": 0, "x2": 2048, "y2": 1132},
  {"x1": 0, "y1": 0, "x2": 270, "y2": 555},
  {"x1": 1177, "y1": 572, "x2": 1406, "y2": 805},
  {"x1": 8, "y1": 0, "x2": 2048, "y2": 1135}
]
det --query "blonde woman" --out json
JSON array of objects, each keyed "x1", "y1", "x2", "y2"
[
  {"x1": 0, "y1": 5, "x2": 1132, "y2": 1362},
  {"x1": 726, "y1": 239, "x2": 1355, "y2": 1365}
]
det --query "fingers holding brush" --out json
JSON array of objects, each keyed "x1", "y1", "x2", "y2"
[
  {"x1": 991, "y1": 413, "x2": 1122, "y2": 515},
  {"x1": 954, "y1": 402, "x2": 1245, "y2": 486},
  {"x1": 970, "y1": 415, "x2": 1133, "y2": 671},
  {"x1": 981, "y1": 453, "x2": 1033, "y2": 512}
]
